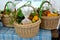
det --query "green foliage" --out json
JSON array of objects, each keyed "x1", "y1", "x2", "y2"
[
  {"x1": 6, "y1": 6, "x2": 11, "y2": 15},
  {"x1": 39, "y1": 1, "x2": 51, "y2": 18},
  {"x1": 16, "y1": 8, "x2": 25, "y2": 23},
  {"x1": 17, "y1": 8, "x2": 24, "y2": 17}
]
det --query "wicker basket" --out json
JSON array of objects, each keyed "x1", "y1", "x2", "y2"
[
  {"x1": 39, "y1": 1, "x2": 60, "y2": 30},
  {"x1": 41, "y1": 16, "x2": 60, "y2": 30},
  {"x1": 2, "y1": 15, "x2": 13, "y2": 27},
  {"x1": 1, "y1": 1, "x2": 16, "y2": 27},
  {"x1": 14, "y1": 4, "x2": 41, "y2": 38},
  {"x1": 14, "y1": 19, "x2": 41, "y2": 38}
]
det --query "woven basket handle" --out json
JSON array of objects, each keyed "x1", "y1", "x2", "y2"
[
  {"x1": 39, "y1": 1, "x2": 52, "y2": 18},
  {"x1": 15, "y1": 1, "x2": 37, "y2": 20},
  {"x1": 4, "y1": 1, "x2": 16, "y2": 15},
  {"x1": 20, "y1": 5, "x2": 37, "y2": 14},
  {"x1": 23, "y1": 1, "x2": 31, "y2": 6}
]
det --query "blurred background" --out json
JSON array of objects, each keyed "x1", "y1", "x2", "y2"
[{"x1": 0, "y1": 0, "x2": 60, "y2": 11}]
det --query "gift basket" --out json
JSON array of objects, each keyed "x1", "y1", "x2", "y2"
[
  {"x1": 38, "y1": 1, "x2": 60, "y2": 30},
  {"x1": 14, "y1": 1, "x2": 41, "y2": 38},
  {"x1": 1, "y1": 1, "x2": 16, "y2": 27}
]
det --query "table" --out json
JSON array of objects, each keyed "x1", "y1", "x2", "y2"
[{"x1": 0, "y1": 22, "x2": 52, "y2": 40}]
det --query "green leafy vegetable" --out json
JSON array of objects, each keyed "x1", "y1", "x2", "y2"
[
  {"x1": 17, "y1": 8, "x2": 24, "y2": 17},
  {"x1": 16, "y1": 8, "x2": 25, "y2": 23}
]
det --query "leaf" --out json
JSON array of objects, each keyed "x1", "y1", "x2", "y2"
[
  {"x1": 17, "y1": 8, "x2": 24, "y2": 17},
  {"x1": 16, "y1": 8, "x2": 25, "y2": 23}
]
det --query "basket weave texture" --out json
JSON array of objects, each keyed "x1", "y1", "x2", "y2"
[
  {"x1": 39, "y1": 1, "x2": 60, "y2": 30},
  {"x1": 2, "y1": 1, "x2": 16, "y2": 27},
  {"x1": 2, "y1": 15, "x2": 13, "y2": 27},
  {"x1": 14, "y1": 4, "x2": 41, "y2": 38},
  {"x1": 41, "y1": 16, "x2": 60, "y2": 30},
  {"x1": 14, "y1": 19, "x2": 41, "y2": 38}
]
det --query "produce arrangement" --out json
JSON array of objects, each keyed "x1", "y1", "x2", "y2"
[
  {"x1": 16, "y1": 8, "x2": 25, "y2": 24},
  {"x1": 37, "y1": 1, "x2": 59, "y2": 18},
  {"x1": 16, "y1": 9, "x2": 39, "y2": 24},
  {"x1": 42, "y1": 10, "x2": 59, "y2": 17},
  {"x1": 28, "y1": 13, "x2": 39, "y2": 23},
  {"x1": 37, "y1": 1, "x2": 60, "y2": 30},
  {"x1": 1, "y1": 1, "x2": 16, "y2": 27},
  {"x1": 16, "y1": 2, "x2": 39, "y2": 24},
  {"x1": 13, "y1": 1, "x2": 41, "y2": 38}
]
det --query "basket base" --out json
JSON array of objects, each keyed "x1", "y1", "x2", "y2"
[
  {"x1": 14, "y1": 19, "x2": 41, "y2": 38},
  {"x1": 16, "y1": 30, "x2": 39, "y2": 38}
]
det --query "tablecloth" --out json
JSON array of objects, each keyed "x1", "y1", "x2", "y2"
[{"x1": 0, "y1": 22, "x2": 52, "y2": 40}]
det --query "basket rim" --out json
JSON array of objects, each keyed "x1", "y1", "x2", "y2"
[
  {"x1": 41, "y1": 15, "x2": 60, "y2": 19},
  {"x1": 14, "y1": 19, "x2": 41, "y2": 28},
  {"x1": 2, "y1": 14, "x2": 13, "y2": 17}
]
